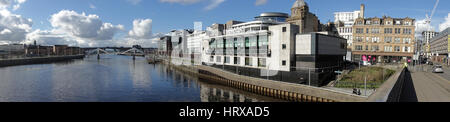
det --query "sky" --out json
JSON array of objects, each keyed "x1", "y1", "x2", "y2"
[{"x1": 0, "y1": 0, "x2": 449, "y2": 47}]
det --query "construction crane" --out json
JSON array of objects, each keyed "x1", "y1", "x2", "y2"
[{"x1": 425, "y1": 0, "x2": 440, "y2": 31}]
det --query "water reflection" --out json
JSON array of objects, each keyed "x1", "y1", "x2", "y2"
[{"x1": 0, "y1": 55, "x2": 285, "y2": 102}]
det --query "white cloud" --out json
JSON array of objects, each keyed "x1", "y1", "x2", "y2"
[
  {"x1": 0, "y1": 9, "x2": 32, "y2": 43},
  {"x1": 127, "y1": 0, "x2": 142, "y2": 5},
  {"x1": 25, "y1": 29, "x2": 81, "y2": 46},
  {"x1": 204, "y1": 0, "x2": 225, "y2": 10},
  {"x1": 439, "y1": 13, "x2": 450, "y2": 32},
  {"x1": 89, "y1": 3, "x2": 96, "y2": 9},
  {"x1": 415, "y1": 19, "x2": 435, "y2": 37},
  {"x1": 129, "y1": 19, "x2": 152, "y2": 39},
  {"x1": 0, "y1": 0, "x2": 26, "y2": 10},
  {"x1": 255, "y1": 0, "x2": 267, "y2": 6},
  {"x1": 50, "y1": 10, "x2": 124, "y2": 41}
]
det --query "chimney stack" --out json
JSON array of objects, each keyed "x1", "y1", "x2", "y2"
[{"x1": 360, "y1": 4, "x2": 365, "y2": 18}]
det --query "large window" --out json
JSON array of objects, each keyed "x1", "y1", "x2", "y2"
[
  {"x1": 245, "y1": 57, "x2": 252, "y2": 66},
  {"x1": 355, "y1": 37, "x2": 363, "y2": 42},
  {"x1": 234, "y1": 57, "x2": 240, "y2": 65},
  {"x1": 224, "y1": 56, "x2": 230, "y2": 63},
  {"x1": 403, "y1": 28, "x2": 412, "y2": 35},
  {"x1": 371, "y1": 45, "x2": 379, "y2": 51},
  {"x1": 371, "y1": 28, "x2": 380, "y2": 34},
  {"x1": 258, "y1": 35, "x2": 268, "y2": 47},
  {"x1": 372, "y1": 37, "x2": 380, "y2": 43},
  {"x1": 403, "y1": 38, "x2": 411, "y2": 44},
  {"x1": 258, "y1": 58, "x2": 266, "y2": 67},
  {"x1": 395, "y1": 28, "x2": 401, "y2": 34},
  {"x1": 355, "y1": 45, "x2": 363, "y2": 51},
  {"x1": 384, "y1": 46, "x2": 393, "y2": 52},
  {"x1": 394, "y1": 46, "x2": 400, "y2": 52},
  {"x1": 385, "y1": 37, "x2": 392, "y2": 43},
  {"x1": 356, "y1": 28, "x2": 364, "y2": 33},
  {"x1": 394, "y1": 38, "x2": 401, "y2": 43},
  {"x1": 245, "y1": 37, "x2": 250, "y2": 48},
  {"x1": 384, "y1": 28, "x2": 392, "y2": 33},
  {"x1": 216, "y1": 56, "x2": 222, "y2": 63}
]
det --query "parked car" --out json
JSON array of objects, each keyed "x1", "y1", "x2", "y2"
[{"x1": 432, "y1": 65, "x2": 444, "y2": 73}]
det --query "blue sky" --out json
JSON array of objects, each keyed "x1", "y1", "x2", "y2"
[{"x1": 1, "y1": 0, "x2": 449, "y2": 47}]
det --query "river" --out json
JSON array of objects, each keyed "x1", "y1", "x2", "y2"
[{"x1": 0, "y1": 55, "x2": 284, "y2": 102}]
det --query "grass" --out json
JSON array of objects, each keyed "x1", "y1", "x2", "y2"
[{"x1": 335, "y1": 67, "x2": 396, "y2": 88}]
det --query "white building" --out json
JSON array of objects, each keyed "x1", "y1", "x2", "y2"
[
  {"x1": 200, "y1": 12, "x2": 346, "y2": 86},
  {"x1": 422, "y1": 31, "x2": 439, "y2": 57},
  {"x1": 334, "y1": 10, "x2": 361, "y2": 49}
]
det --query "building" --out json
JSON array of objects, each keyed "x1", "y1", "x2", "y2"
[
  {"x1": 200, "y1": 0, "x2": 346, "y2": 86},
  {"x1": 422, "y1": 31, "x2": 439, "y2": 57},
  {"x1": 286, "y1": 0, "x2": 320, "y2": 34},
  {"x1": 430, "y1": 27, "x2": 450, "y2": 65},
  {"x1": 53, "y1": 45, "x2": 68, "y2": 55},
  {"x1": 334, "y1": 4, "x2": 364, "y2": 50},
  {"x1": 352, "y1": 16, "x2": 415, "y2": 63},
  {"x1": 25, "y1": 45, "x2": 53, "y2": 56},
  {"x1": 158, "y1": 36, "x2": 172, "y2": 56},
  {"x1": 187, "y1": 30, "x2": 208, "y2": 65}
]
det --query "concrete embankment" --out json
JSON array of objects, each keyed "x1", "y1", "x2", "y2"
[
  {"x1": 163, "y1": 60, "x2": 369, "y2": 102},
  {"x1": 0, "y1": 55, "x2": 85, "y2": 67}
]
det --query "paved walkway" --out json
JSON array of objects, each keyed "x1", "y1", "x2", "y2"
[{"x1": 410, "y1": 65, "x2": 450, "y2": 102}]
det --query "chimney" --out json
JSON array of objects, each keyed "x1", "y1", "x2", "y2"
[{"x1": 360, "y1": 4, "x2": 365, "y2": 18}]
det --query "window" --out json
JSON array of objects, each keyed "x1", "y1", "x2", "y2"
[
  {"x1": 384, "y1": 28, "x2": 392, "y2": 33},
  {"x1": 365, "y1": 45, "x2": 369, "y2": 51},
  {"x1": 282, "y1": 60, "x2": 286, "y2": 66},
  {"x1": 245, "y1": 57, "x2": 252, "y2": 66},
  {"x1": 373, "y1": 21, "x2": 379, "y2": 25},
  {"x1": 394, "y1": 38, "x2": 401, "y2": 43},
  {"x1": 403, "y1": 46, "x2": 409, "y2": 52},
  {"x1": 357, "y1": 21, "x2": 363, "y2": 25},
  {"x1": 371, "y1": 45, "x2": 379, "y2": 51},
  {"x1": 258, "y1": 58, "x2": 266, "y2": 67},
  {"x1": 224, "y1": 56, "x2": 230, "y2": 63},
  {"x1": 216, "y1": 56, "x2": 222, "y2": 63},
  {"x1": 385, "y1": 37, "x2": 392, "y2": 43},
  {"x1": 366, "y1": 28, "x2": 369, "y2": 33},
  {"x1": 371, "y1": 28, "x2": 380, "y2": 33},
  {"x1": 234, "y1": 57, "x2": 240, "y2": 64},
  {"x1": 403, "y1": 28, "x2": 412, "y2": 35},
  {"x1": 355, "y1": 37, "x2": 363, "y2": 42},
  {"x1": 394, "y1": 46, "x2": 400, "y2": 52},
  {"x1": 282, "y1": 44, "x2": 286, "y2": 49},
  {"x1": 386, "y1": 21, "x2": 392, "y2": 25},
  {"x1": 403, "y1": 38, "x2": 411, "y2": 44},
  {"x1": 395, "y1": 28, "x2": 401, "y2": 34},
  {"x1": 210, "y1": 56, "x2": 214, "y2": 62},
  {"x1": 384, "y1": 46, "x2": 393, "y2": 52},
  {"x1": 372, "y1": 37, "x2": 380, "y2": 43},
  {"x1": 355, "y1": 45, "x2": 363, "y2": 51},
  {"x1": 245, "y1": 37, "x2": 250, "y2": 47},
  {"x1": 282, "y1": 27, "x2": 286, "y2": 32},
  {"x1": 356, "y1": 28, "x2": 364, "y2": 33}
]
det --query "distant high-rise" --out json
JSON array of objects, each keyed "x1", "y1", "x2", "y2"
[{"x1": 422, "y1": 31, "x2": 439, "y2": 57}]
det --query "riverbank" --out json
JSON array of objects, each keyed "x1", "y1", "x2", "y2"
[
  {"x1": 0, "y1": 55, "x2": 85, "y2": 67},
  {"x1": 162, "y1": 59, "x2": 369, "y2": 102}
]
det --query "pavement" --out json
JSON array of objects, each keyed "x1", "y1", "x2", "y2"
[{"x1": 409, "y1": 65, "x2": 450, "y2": 102}]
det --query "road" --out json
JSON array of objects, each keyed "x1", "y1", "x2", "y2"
[{"x1": 410, "y1": 65, "x2": 450, "y2": 102}]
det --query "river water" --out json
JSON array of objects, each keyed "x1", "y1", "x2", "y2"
[{"x1": 0, "y1": 55, "x2": 284, "y2": 102}]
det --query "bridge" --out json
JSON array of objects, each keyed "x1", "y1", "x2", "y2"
[{"x1": 83, "y1": 46, "x2": 158, "y2": 60}]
